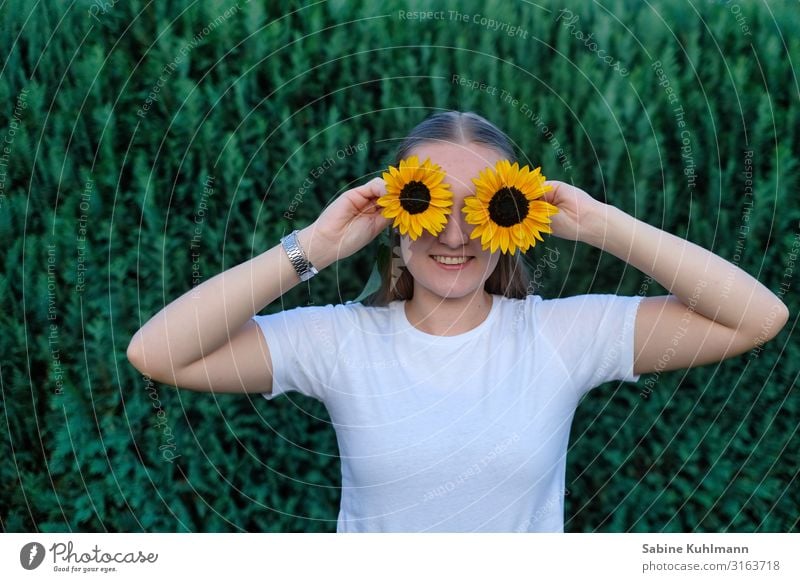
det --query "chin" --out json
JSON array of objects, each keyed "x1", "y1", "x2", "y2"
[{"x1": 418, "y1": 277, "x2": 487, "y2": 301}]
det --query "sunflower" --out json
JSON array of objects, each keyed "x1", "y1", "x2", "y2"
[
  {"x1": 377, "y1": 155, "x2": 453, "y2": 239},
  {"x1": 462, "y1": 160, "x2": 558, "y2": 254}
]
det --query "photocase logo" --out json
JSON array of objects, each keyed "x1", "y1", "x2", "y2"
[{"x1": 20, "y1": 542, "x2": 46, "y2": 570}]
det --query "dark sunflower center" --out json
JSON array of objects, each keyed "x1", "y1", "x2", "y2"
[
  {"x1": 488, "y1": 187, "x2": 529, "y2": 227},
  {"x1": 399, "y1": 181, "x2": 431, "y2": 215}
]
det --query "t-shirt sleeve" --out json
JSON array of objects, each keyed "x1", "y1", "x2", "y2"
[
  {"x1": 533, "y1": 293, "x2": 644, "y2": 394},
  {"x1": 251, "y1": 303, "x2": 343, "y2": 402}
]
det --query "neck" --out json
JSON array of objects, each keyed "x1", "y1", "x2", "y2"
[{"x1": 404, "y1": 287, "x2": 493, "y2": 336}]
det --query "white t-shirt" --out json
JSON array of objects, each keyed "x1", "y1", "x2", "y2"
[{"x1": 253, "y1": 293, "x2": 643, "y2": 532}]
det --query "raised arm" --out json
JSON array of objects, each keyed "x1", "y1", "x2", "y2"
[
  {"x1": 542, "y1": 181, "x2": 789, "y2": 376},
  {"x1": 126, "y1": 177, "x2": 389, "y2": 393}
]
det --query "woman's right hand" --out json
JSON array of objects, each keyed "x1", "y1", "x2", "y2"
[{"x1": 309, "y1": 177, "x2": 392, "y2": 262}]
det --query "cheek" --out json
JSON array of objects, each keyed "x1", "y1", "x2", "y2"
[{"x1": 401, "y1": 236, "x2": 431, "y2": 265}]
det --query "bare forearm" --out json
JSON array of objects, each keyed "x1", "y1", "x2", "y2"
[
  {"x1": 128, "y1": 224, "x2": 337, "y2": 371},
  {"x1": 584, "y1": 204, "x2": 789, "y2": 332}
]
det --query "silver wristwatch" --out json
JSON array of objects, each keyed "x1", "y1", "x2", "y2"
[{"x1": 280, "y1": 229, "x2": 319, "y2": 282}]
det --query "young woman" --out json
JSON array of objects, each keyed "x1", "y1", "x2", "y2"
[{"x1": 127, "y1": 111, "x2": 788, "y2": 532}]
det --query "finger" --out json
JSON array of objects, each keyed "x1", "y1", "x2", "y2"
[
  {"x1": 364, "y1": 177, "x2": 386, "y2": 199},
  {"x1": 365, "y1": 179, "x2": 390, "y2": 210},
  {"x1": 348, "y1": 178, "x2": 385, "y2": 210},
  {"x1": 540, "y1": 185, "x2": 558, "y2": 204},
  {"x1": 542, "y1": 180, "x2": 559, "y2": 194}
]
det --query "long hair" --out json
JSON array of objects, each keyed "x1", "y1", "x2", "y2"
[{"x1": 364, "y1": 111, "x2": 534, "y2": 306}]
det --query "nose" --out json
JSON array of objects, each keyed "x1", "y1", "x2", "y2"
[{"x1": 438, "y1": 202, "x2": 470, "y2": 248}]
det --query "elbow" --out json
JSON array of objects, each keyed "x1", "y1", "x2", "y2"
[
  {"x1": 766, "y1": 297, "x2": 790, "y2": 339},
  {"x1": 126, "y1": 332, "x2": 181, "y2": 387},
  {"x1": 126, "y1": 333, "x2": 145, "y2": 374},
  {"x1": 747, "y1": 300, "x2": 790, "y2": 347},
  {"x1": 773, "y1": 301, "x2": 790, "y2": 337}
]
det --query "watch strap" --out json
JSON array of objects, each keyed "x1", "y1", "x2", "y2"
[{"x1": 280, "y1": 230, "x2": 318, "y2": 282}]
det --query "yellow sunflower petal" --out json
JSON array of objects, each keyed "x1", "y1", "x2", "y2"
[
  {"x1": 463, "y1": 195, "x2": 483, "y2": 208},
  {"x1": 382, "y1": 206, "x2": 402, "y2": 218},
  {"x1": 507, "y1": 237, "x2": 519, "y2": 255},
  {"x1": 489, "y1": 232, "x2": 500, "y2": 253},
  {"x1": 424, "y1": 171, "x2": 446, "y2": 189},
  {"x1": 399, "y1": 156, "x2": 418, "y2": 183},
  {"x1": 499, "y1": 229, "x2": 508, "y2": 253},
  {"x1": 480, "y1": 223, "x2": 496, "y2": 247},
  {"x1": 505, "y1": 162, "x2": 520, "y2": 187},
  {"x1": 410, "y1": 218, "x2": 423, "y2": 239},
  {"x1": 429, "y1": 197, "x2": 453, "y2": 208},
  {"x1": 395, "y1": 215, "x2": 408, "y2": 235},
  {"x1": 511, "y1": 224, "x2": 525, "y2": 246},
  {"x1": 473, "y1": 167, "x2": 500, "y2": 197}
]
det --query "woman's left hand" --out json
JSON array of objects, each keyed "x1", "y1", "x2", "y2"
[{"x1": 540, "y1": 180, "x2": 609, "y2": 243}]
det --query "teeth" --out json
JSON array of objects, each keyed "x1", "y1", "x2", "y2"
[{"x1": 432, "y1": 255, "x2": 470, "y2": 265}]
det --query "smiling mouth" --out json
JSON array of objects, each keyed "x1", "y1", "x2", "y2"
[{"x1": 430, "y1": 255, "x2": 474, "y2": 265}]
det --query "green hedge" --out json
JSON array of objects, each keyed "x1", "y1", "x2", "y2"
[{"x1": 1, "y1": 0, "x2": 798, "y2": 532}]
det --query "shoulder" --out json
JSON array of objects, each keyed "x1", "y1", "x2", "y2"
[
  {"x1": 495, "y1": 293, "x2": 642, "y2": 330},
  {"x1": 526, "y1": 293, "x2": 640, "y2": 312},
  {"x1": 339, "y1": 299, "x2": 396, "y2": 322},
  {"x1": 264, "y1": 299, "x2": 396, "y2": 326}
]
